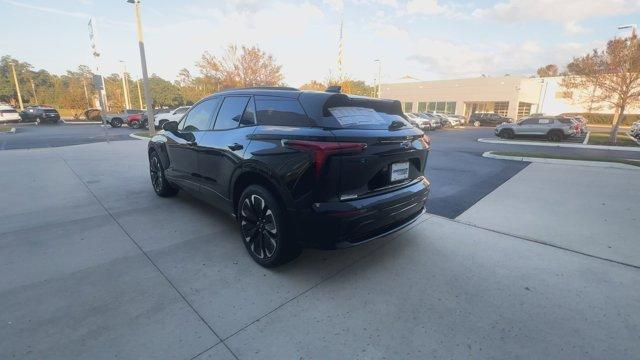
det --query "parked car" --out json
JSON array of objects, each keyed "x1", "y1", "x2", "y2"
[
  {"x1": 148, "y1": 87, "x2": 431, "y2": 267},
  {"x1": 495, "y1": 116, "x2": 577, "y2": 141},
  {"x1": 406, "y1": 113, "x2": 431, "y2": 130},
  {"x1": 449, "y1": 114, "x2": 467, "y2": 125},
  {"x1": 126, "y1": 112, "x2": 148, "y2": 129},
  {"x1": 104, "y1": 109, "x2": 144, "y2": 128},
  {"x1": 154, "y1": 106, "x2": 190, "y2": 129},
  {"x1": 470, "y1": 112, "x2": 513, "y2": 127},
  {"x1": 19, "y1": 106, "x2": 61, "y2": 124},
  {"x1": 418, "y1": 113, "x2": 442, "y2": 129},
  {"x1": 0, "y1": 104, "x2": 21, "y2": 123},
  {"x1": 431, "y1": 113, "x2": 459, "y2": 127}
]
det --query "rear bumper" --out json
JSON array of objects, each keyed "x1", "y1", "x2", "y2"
[{"x1": 293, "y1": 177, "x2": 430, "y2": 249}]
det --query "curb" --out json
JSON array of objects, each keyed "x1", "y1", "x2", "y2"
[
  {"x1": 62, "y1": 120, "x2": 103, "y2": 125},
  {"x1": 0, "y1": 127, "x2": 16, "y2": 134},
  {"x1": 582, "y1": 131, "x2": 590, "y2": 145},
  {"x1": 129, "y1": 133, "x2": 150, "y2": 140},
  {"x1": 482, "y1": 151, "x2": 640, "y2": 170},
  {"x1": 477, "y1": 137, "x2": 640, "y2": 152}
]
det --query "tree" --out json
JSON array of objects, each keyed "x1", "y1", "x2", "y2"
[
  {"x1": 196, "y1": 44, "x2": 284, "y2": 90},
  {"x1": 148, "y1": 75, "x2": 183, "y2": 108},
  {"x1": 536, "y1": 64, "x2": 559, "y2": 77},
  {"x1": 299, "y1": 80, "x2": 325, "y2": 91},
  {"x1": 562, "y1": 35, "x2": 640, "y2": 142}
]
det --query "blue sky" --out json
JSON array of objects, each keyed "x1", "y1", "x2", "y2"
[{"x1": 2, "y1": 0, "x2": 640, "y2": 86}]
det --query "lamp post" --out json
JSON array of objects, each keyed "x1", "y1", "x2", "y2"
[
  {"x1": 127, "y1": 0, "x2": 155, "y2": 136},
  {"x1": 119, "y1": 60, "x2": 131, "y2": 109},
  {"x1": 618, "y1": 24, "x2": 638, "y2": 37},
  {"x1": 374, "y1": 59, "x2": 381, "y2": 99}
]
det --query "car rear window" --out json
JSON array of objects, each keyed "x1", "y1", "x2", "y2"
[
  {"x1": 44, "y1": 109, "x2": 58, "y2": 114},
  {"x1": 322, "y1": 107, "x2": 410, "y2": 130},
  {"x1": 255, "y1": 96, "x2": 312, "y2": 127}
]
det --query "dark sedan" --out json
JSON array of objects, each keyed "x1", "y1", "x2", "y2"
[{"x1": 148, "y1": 87, "x2": 431, "y2": 267}]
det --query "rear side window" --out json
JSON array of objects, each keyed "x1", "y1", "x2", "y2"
[
  {"x1": 214, "y1": 96, "x2": 250, "y2": 130},
  {"x1": 557, "y1": 118, "x2": 573, "y2": 124},
  {"x1": 325, "y1": 107, "x2": 410, "y2": 130},
  {"x1": 180, "y1": 98, "x2": 220, "y2": 132},
  {"x1": 44, "y1": 109, "x2": 58, "y2": 114},
  {"x1": 255, "y1": 96, "x2": 311, "y2": 127}
]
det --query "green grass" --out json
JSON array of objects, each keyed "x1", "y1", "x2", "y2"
[
  {"x1": 587, "y1": 132, "x2": 639, "y2": 147},
  {"x1": 0, "y1": 124, "x2": 14, "y2": 133},
  {"x1": 491, "y1": 151, "x2": 640, "y2": 167}
]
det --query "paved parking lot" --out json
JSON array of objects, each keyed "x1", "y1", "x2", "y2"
[
  {"x1": 0, "y1": 123, "x2": 136, "y2": 150},
  {"x1": 1, "y1": 139, "x2": 639, "y2": 359}
]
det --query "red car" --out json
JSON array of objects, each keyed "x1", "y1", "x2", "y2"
[{"x1": 126, "y1": 113, "x2": 148, "y2": 129}]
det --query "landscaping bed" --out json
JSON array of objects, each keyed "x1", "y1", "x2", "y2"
[
  {"x1": 587, "y1": 132, "x2": 639, "y2": 147},
  {"x1": 491, "y1": 151, "x2": 640, "y2": 167}
]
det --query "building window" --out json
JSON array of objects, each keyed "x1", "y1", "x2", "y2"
[
  {"x1": 445, "y1": 102, "x2": 456, "y2": 114},
  {"x1": 517, "y1": 102, "x2": 532, "y2": 119},
  {"x1": 427, "y1": 102, "x2": 436, "y2": 112},
  {"x1": 494, "y1": 101, "x2": 509, "y2": 117},
  {"x1": 417, "y1": 102, "x2": 427, "y2": 112},
  {"x1": 404, "y1": 102, "x2": 413, "y2": 112}
]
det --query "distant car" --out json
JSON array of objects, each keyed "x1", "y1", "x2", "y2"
[
  {"x1": 418, "y1": 113, "x2": 442, "y2": 129},
  {"x1": 0, "y1": 104, "x2": 21, "y2": 123},
  {"x1": 495, "y1": 116, "x2": 577, "y2": 142},
  {"x1": 126, "y1": 112, "x2": 148, "y2": 129},
  {"x1": 406, "y1": 113, "x2": 431, "y2": 130},
  {"x1": 19, "y1": 106, "x2": 61, "y2": 124},
  {"x1": 104, "y1": 109, "x2": 144, "y2": 128},
  {"x1": 470, "y1": 112, "x2": 513, "y2": 127},
  {"x1": 431, "y1": 113, "x2": 459, "y2": 127},
  {"x1": 449, "y1": 114, "x2": 467, "y2": 125},
  {"x1": 153, "y1": 106, "x2": 190, "y2": 129}
]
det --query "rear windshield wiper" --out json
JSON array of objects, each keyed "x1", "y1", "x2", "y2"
[{"x1": 388, "y1": 120, "x2": 406, "y2": 130}]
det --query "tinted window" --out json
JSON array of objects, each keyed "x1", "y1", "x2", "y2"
[
  {"x1": 43, "y1": 109, "x2": 58, "y2": 114},
  {"x1": 325, "y1": 107, "x2": 410, "y2": 130},
  {"x1": 557, "y1": 118, "x2": 573, "y2": 124},
  {"x1": 175, "y1": 107, "x2": 188, "y2": 114},
  {"x1": 180, "y1": 98, "x2": 219, "y2": 132},
  {"x1": 255, "y1": 96, "x2": 311, "y2": 127},
  {"x1": 538, "y1": 118, "x2": 553, "y2": 125},
  {"x1": 240, "y1": 97, "x2": 256, "y2": 126},
  {"x1": 214, "y1": 96, "x2": 250, "y2": 130}
]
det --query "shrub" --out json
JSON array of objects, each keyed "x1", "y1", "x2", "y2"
[{"x1": 561, "y1": 113, "x2": 639, "y2": 126}]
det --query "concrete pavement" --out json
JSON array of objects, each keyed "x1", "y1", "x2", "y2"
[
  {"x1": 457, "y1": 162, "x2": 640, "y2": 267},
  {"x1": 1, "y1": 140, "x2": 639, "y2": 359}
]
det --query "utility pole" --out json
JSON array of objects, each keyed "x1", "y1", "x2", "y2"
[
  {"x1": 88, "y1": 18, "x2": 109, "y2": 115},
  {"x1": 82, "y1": 77, "x2": 91, "y2": 108},
  {"x1": 119, "y1": 61, "x2": 131, "y2": 109},
  {"x1": 374, "y1": 59, "x2": 382, "y2": 98},
  {"x1": 10, "y1": 61, "x2": 24, "y2": 110},
  {"x1": 128, "y1": 0, "x2": 155, "y2": 136},
  {"x1": 136, "y1": 79, "x2": 143, "y2": 109},
  {"x1": 29, "y1": 78, "x2": 38, "y2": 104}
]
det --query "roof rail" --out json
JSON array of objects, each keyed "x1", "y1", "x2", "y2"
[{"x1": 236, "y1": 86, "x2": 299, "y2": 91}]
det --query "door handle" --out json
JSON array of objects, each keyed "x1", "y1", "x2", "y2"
[{"x1": 228, "y1": 143, "x2": 243, "y2": 151}]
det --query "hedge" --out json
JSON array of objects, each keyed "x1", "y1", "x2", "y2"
[{"x1": 561, "y1": 113, "x2": 639, "y2": 126}]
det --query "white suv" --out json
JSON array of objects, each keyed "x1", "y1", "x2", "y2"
[
  {"x1": 0, "y1": 104, "x2": 21, "y2": 123},
  {"x1": 154, "y1": 106, "x2": 190, "y2": 128}
]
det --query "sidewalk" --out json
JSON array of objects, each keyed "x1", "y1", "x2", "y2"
[{"x1": 0, "y1": 141, "x2": 638, "y2": 359}]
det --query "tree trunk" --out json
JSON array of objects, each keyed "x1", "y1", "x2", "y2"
[{"x1": 609, "y1": 103, "x2": 626, "y2": 143}]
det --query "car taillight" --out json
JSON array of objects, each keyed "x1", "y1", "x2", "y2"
[{"x1": 282, "y1": 139, "x2": 367, "y2": 179}]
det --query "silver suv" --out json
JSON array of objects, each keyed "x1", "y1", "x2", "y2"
[{"x1": 495, "y1": 116, "x2": 577, "y2": 142}]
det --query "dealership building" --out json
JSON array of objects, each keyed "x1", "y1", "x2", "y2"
[{"x1": 379, "y1": 75, "x2": 617, "y2": 120}]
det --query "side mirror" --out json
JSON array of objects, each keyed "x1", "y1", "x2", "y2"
[{"x1": 163, "y1": 120, "x2": 179, "y2": 132}]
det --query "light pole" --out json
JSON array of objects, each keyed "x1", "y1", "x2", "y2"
[
  {"x1": 119, "y1": 60, "x2": 131, "y2": 109},
  {"x1": 10, "y1": 61, "x2": 24, "y2": 110},
  {"x1": 374, "y1": 59, "x2": 381, "y2": 99},
  {"x1": 618, "y1": 24, "x2": 637, "y2": 37},
  {"x1": 127, "y1": 0, "x2": 155, "y2": 136},
  {"x1": 136, "y1": 78, "x2": 143, "y2": 109}
]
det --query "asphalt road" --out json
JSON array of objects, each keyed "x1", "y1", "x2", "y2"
[{"x1": 0, "y1": 123, "x2": 136, "y2": 150}]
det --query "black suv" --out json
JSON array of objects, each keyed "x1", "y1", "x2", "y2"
[
  {"x1": 148, "y1": 88, "x2": 431, "y2": 267},
  {"x1": 469, "y1": 112, "x2": 512, "y2": 127},
  {"x1": 20, "y1": 106, "x2": 61, "y2": 124}
]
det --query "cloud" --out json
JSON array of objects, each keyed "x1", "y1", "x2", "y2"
[
  {"x1": 473, "y1": 0, "x2": 640, "y2": 22},
  {"x1": 564, "y1": 21, "x2": 589, "y2": 36},
  {"x1": 2, "y1": 0, "x2": 89, "y2": 18},
  {"x1": 323, "y1": 0, "x2": 344, "y2": 12},
  {"x1": 406, "y1": 0, "x2": 447, "y2": 15}
]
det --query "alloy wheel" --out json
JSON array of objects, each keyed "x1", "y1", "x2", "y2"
[
  {"x1": 240, "y1": 194, "x2": 278, "y2": 259},
  {"x1": 149, "y1": 156, "x2": 163, "y2": 192}
]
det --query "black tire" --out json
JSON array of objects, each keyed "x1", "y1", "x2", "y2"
[
  {"x1": 111, "y1": 118, "x2": 123, "y2": 128},
  {"x1": 149, "y1": 151, "x2": 179, "y2": 197},
  {"x1": 473, "y1": 121, "x2": 481, "y2": 127},
  {"x1": 547, "y1": 130, "x2": 563, "y2": 142},
  {"x1": 130, "y1": 120, "x2": 140, "y2": 129},
  {"x1": 499, "y1": 129, "x2": 514, "y2": 139},
  {"x1": 35, "y1": 117, "x2": 42, "y2": 125},
  {"x1": 238, "y1": 185, "x2": 301, "y2": 267}
]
